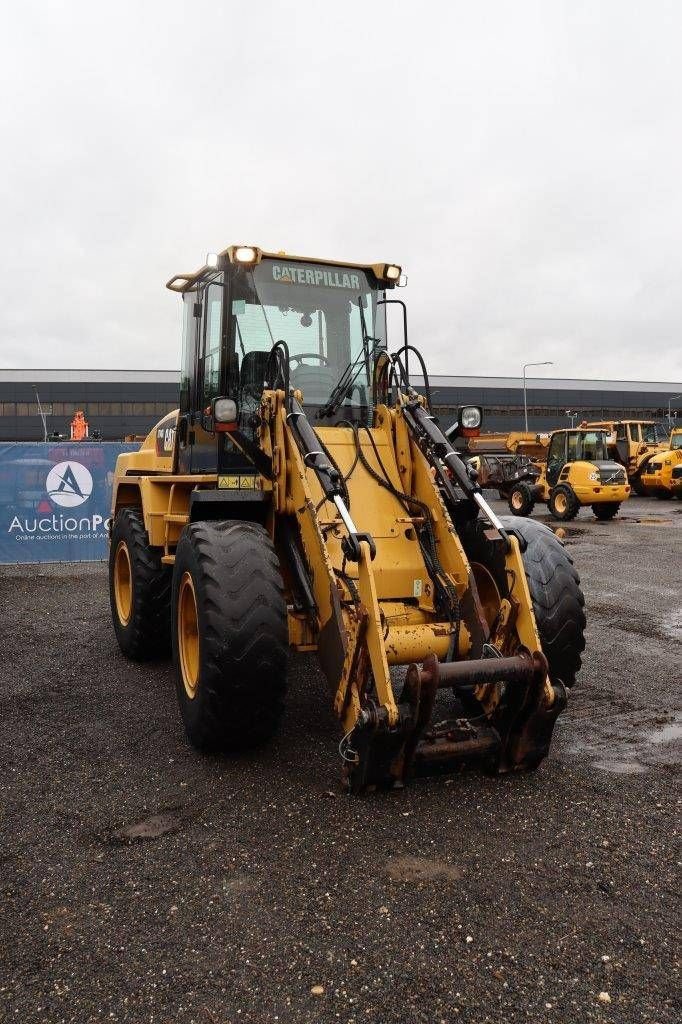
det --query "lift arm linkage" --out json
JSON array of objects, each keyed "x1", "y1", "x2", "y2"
[{"x1": 286, "y1": 396, "x2": 376, "y2": 561}]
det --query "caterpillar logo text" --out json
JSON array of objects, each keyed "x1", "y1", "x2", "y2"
[{"x1": 46, "y1": 461, "x2": 93, "y2": 508}]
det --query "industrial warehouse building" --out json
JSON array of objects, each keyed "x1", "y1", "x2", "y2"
[{"x1": 0, "y1": 368, "x2": 681, "y2": 441}]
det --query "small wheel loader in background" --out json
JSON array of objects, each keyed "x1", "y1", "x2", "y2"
[
  {"x1": 584, "y1": 419, "x2": 669, "y2": 494},
  {"x1": 639, "y1": 427, "x2": 682, "y2": 498},
  {"x1": 109, "y1": 245, "x2": 586, "y2": 791},
  {"x1": 505, "y1": 427, "x2": 631, "y2": 521}
]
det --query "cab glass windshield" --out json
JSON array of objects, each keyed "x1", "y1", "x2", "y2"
[
  {"x1": 569, "y1": 430, "x2": 608, "y2": 461},
  {"x1": 229, "y1": 258, "x2": 384, "y2": 419},
  {"x1": 671, "y1": 431, "x2": 682, "y2": 450},
  {"x1": 642, "y1": 422, "x2": 668, "y2": 444}
]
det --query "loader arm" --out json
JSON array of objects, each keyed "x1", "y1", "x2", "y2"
[{"x1": 261, "y1": 387, "x2": 563, "y2": 790}]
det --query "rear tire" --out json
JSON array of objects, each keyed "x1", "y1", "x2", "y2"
[
  {"x1": 631, "y1": 476, "x2": 646, "y2": 495},
  {"x1": 548, "y1": 484, "x2": 580, "y2": 521},
  {"x1": 109, "y1": 507, "x2": 171, "y2": 660},
  {"x1": 499, "y1": 516, "x2": 586, "y2": 688},
  {"x1": 592, "y1": 502, "x2": 620, "y2": 520},
  {"x1": 507, "y1": 482, "x2": 535, "y2": 517},
  {"x1": 172, "y1": 520, "x2": 288, "y2": 752}
]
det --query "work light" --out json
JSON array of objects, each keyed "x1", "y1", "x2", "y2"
[
  {"x1": 460, "y1": 407, "x2": 482, "y2": 429},
  {"x1": 234, "y1": 246, "x2": 259, "y2": 264},
  {"x1": 213, "y1": 398, "x2": 238, "y2": 423},
  {"x1": 384, "y1": 264, "x2": 402, "y2": 281}
]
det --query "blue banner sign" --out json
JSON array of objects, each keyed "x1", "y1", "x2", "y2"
[{"x1": 0, "y1": 442, "x2": 138, "y2": 564}]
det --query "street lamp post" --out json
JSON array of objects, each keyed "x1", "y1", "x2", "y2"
[
  {"x1": 523, "y1": 361, "x2": 554, "y2": 432},
  {"x1": 33, "y1": 386, "x2": 48, "y2": 442},
  {"x1": 668, "y1": 394, "x2": 682, "y2": 429}
]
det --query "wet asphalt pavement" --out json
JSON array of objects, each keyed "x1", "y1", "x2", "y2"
[{"x1": 0, "y1": 497, "x2": 680, "y2": 1023}]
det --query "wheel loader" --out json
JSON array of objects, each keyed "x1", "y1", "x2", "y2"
[
  {"x1": 109, "y1": 245, "x2": 586, "y2": 791},
  {"x1": 639, "y1": 427, "x2": 682, "y2": 498},
  {"x1": 584, "y1": 419, "x2": 669, "y2": 494},
  {"x1": 505, "y1": 427, "x2": 631, "y2": 521}
]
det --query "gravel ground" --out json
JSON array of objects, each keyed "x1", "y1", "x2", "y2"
[{"x1": 0, "y1": 497, "x2": 680, "y2": 1024}]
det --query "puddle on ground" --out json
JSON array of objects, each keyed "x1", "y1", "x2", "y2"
[
  {"x1": 111, "y1": 811, "x2": 182, "y2": 843},
  {"x1": 593, "y1": 760, "x2": 647, "y2": 775},
  {"x1": 646, "y1": 720, "x2": 682, "y2": 745},
  {"x1": 385, "y1": 855, "x2": 463, "y2": 883},
  {"x1": 571, "y1": 711, "x2": 682, "y2": 775},
  {"x1": 660, "y1": 607, "x2": 682, "y2": 642}
]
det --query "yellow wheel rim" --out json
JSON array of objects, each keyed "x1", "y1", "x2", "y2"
[
  {"x1": 511, "y1": 491, "x2": 524, "y2": 510},
  {"x1": 178, "y1": 571, "x2": 200, "y2": 699},
  {"x1": 113, "y1": 540, "x2": 132, "y2": 626},
  {"x1": 555, "y1": 492, "x2": 567, "y2": 514}
]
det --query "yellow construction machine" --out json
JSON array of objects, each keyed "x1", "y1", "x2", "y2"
[
  {"x1": 639, "y1": 427, "x2": 682, "y2": 498},
  {"x1": 505, "y1": 427, "x2": 631, "y2": 521},
  {"x1": 108, "y1": 245, "x2": 586, "y2": 790},
  {"x1": 584, "y1": 419, "x2": 669, "y2": 494}
]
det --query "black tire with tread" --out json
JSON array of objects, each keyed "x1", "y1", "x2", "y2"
[
  {"x1": 172, "y1": 520, "x2": 288, "y2": 752},
  {"x1": 499, "y1": 515, "x2": 586, "y2": 688},
  {"x1": 548, "y1": 484, "x2": 580, "y2": 521},
  {"x1": 592, "y1": 502, "x2": 620, "y2": 520},
  {"x1": 109, "y1": 507, "x2": 172, "y2": 660},
  {"x1": 507, "y1": 482, "x2": 535, "y2": 517}
]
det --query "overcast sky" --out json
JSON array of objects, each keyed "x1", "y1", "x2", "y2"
[{"x1": 1, "y1": 1, "x2": 681, "y2": 383}]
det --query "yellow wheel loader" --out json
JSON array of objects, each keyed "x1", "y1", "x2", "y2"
[
  {"x1": 109, "y1": 245, "x2": 586, "y2": 790},
  {"x1": 584, "y1": 419, "x2": 669, "y2": 494},
  {"x1": 639, "y1": 427, "x2": 682, "y2": 498},
  {"x1": 506, "y1": 428, "x2": 631, "y2": 521}
]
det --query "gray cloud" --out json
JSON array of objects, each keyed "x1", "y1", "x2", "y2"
[{"x1": 1, "y1": 1, "x2": 681, "y2": 381}]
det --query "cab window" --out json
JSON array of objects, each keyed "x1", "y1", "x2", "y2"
[
  {"x1": 180, "y1": 294, "x2": 196, "y2": 414},
  {"x1": 567, "y1": 432, "x2": 578, "y2": 462},
  {"x1": 548, "y1": 432, "x2": 566, "y2": 466}
]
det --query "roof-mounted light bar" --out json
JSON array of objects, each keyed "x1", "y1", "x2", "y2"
[{"x1": 167, "y1": 248, "x2": 405, "y2": 292}]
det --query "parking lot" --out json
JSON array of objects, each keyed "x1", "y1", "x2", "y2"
[{"x1": 1, "y1": 496, "x2": 680, "y2": 1024}]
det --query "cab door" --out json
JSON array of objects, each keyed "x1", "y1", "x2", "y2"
[
  {"x1": 175, "y1": 276, "x2": 223, "y2": 475},
  {"x1": 546, "y1": 432, "x2": 567, "y2": 486}
]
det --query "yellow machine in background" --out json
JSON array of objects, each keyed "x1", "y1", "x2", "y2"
[
  {"x1": 505, "y1": 427, "x2": 631, "y2": 521},
  {"x1": 640, "y1": 427, "x2": 682, "y2": 498},
  {"x1": 108, "y1": 244, "x2": 586, "y2": 791},
  {"x1": 584, "y1": 419, "x2": 669, "y2": 494}
]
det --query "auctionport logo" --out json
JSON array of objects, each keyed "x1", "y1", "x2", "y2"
[
  {"x1": 45, "y1": 461, "x2": 93, "y2": 508},
  {"x1": 6, "y1": 457, "x2": 109, "y2": 540}
]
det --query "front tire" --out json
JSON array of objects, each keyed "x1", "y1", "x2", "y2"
[
  {"x1": 592, "y1": 502, "x2": 620, "y2": 520},
  {"x1": 548, "y1": 484, "x2": 580, "y2": 521},
  {"x1": 109, "y1": 508, "x2": 171, "y2": 660},
  {"x1": 499, "y1": 515, "x2": 586, "y2": 688},
  {"x1": 508, "y1": 482, "x2": 535, "y2": 517},
  {"x1": 172, "y1": 520, "x2": 288, "y2": 752}
]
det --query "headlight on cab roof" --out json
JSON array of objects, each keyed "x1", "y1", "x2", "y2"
[
  {"x1": 234, "y1": 246, "x2": 259, "y2": 264},
  {"x1": 383, "y1": 264, "x2": 402, "y2": 281}
]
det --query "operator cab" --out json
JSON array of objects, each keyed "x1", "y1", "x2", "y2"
[
  {"x1": 546, "y1": 429, "x2": 609, "y2": 486},
  {"x1": 168, "y1": 247, "x2": 400, "y2": 474}
]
